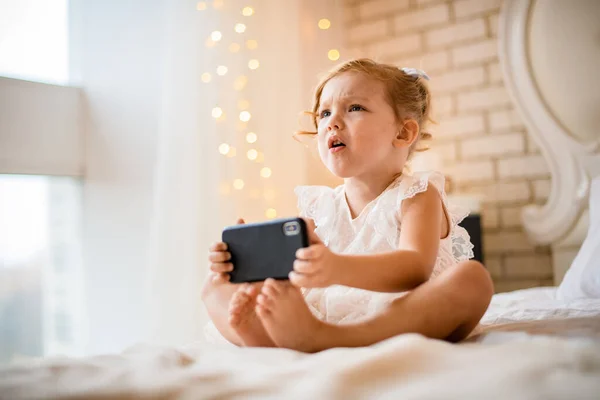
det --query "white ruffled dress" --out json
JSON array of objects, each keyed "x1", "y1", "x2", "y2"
[
  {"x1": 203, "y1": 171, "x2": 474, "y2": 344},
  {"x1": 296, "y1": 171, "x2": 474, "y2": 324}
]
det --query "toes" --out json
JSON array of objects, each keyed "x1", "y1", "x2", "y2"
[
  {"x1": 255, "y1": 304, "x2": 270, "y2": 318},
  {"x1": 256, "y1": 293, "x2": 274, "y2": 309},
  {"x1": 263, "y1": 278, "x2": 282, "y2": 294}
]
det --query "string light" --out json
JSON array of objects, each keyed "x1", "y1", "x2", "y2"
[
  {"x1": 233, "y1": 179, "x2": 245, "y2": 190},
  {"x1": 248, "y1": 59, "x2": 260, "y2": 70},
  {"x1": 233, "y1": 75, "x2": 248, "y2": 90},
  {"x1": 235, "y1": 23, "x2": 247, "y2": 33},
  {"x1": 212, "y1": 107, "x2": 223, "y2": 118},
  {"x1": 318, "y1": 19, "x2": 331, "y2": 29},
  {"x1": 242, "y1": 7, "x2": 254, "y2": 16},
  {"x1": 260, "y1": 167, "x2": 272, "y2": 178},
  {"x1": 229, "y1": 43, "x2": 241, "y2": 53},
  {"x1": 328, "y1": 49, "x2": 340, "y2": 61},
  {"x1": 256, "y1": 152, "x2": 264, "y2": 163},
  {"x1": 246, "y1": 39, "x2": 258, "y2": 49},
  {"x1": 218, "y1": 143, "x2": 230, "y2": 155},
  {"x1": 239, "y1": 111, "x2": 251, "y2": 122},
  {"x1": 196, "y1": 2, "x2": 207, "y2": 11},
  {"x1": 216, "y1": 65, "x2": 228, "y2": 75},
  {"x1": 265, "y1": 208, "x2": 277, "y2": 219},
  {"x1": 210, "y1": 31, "x2": 222, "y2": 41},
  {"x1": 247, "y1": 149, "x2": 258, "y2": 160},
  {"x1": 246, "y1": 132, "x2": 257, "y2": 143},
  {"x1": 201, "y1": 73, "x2": 212, "y2": 83}
]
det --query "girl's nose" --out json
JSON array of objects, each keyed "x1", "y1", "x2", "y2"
[{"x1": 327, "y1": 113, "x2": 344, "y2": 131}]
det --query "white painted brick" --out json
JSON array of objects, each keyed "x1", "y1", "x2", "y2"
[
  {"x1": 497, "y1": 155, "x2": 549, "y2": 179},
  {"x1": 393, "y1": 4, "x2": 450, "y2": 34},
  {"x1": 504, "y1": 254, "x2": 553, "y2": 279},
  {"x1": 445, "y1": 160, "x2": 494, "y2": 183},
  {"x1": 489, "y1": 108, "x2": 524, "y2": 132},
  {"x1": 465, "y1": 182, "x2": 531, "y2": 204},
  {"x1": 426, "y1": 19, "x2": 486, "y2": 48},
  {"x1": 526, "y1": 133, "x2": 540, "y2": 153},
  {"x1": 454, "y1": 0, "x2": 502, "y2": 19},
  {"x1": 397, "y1": 50, "x2": 450, "y2": 73},
  {"x1": 417, "y1": 0, "x2": 445, "y2": 6},
  {"x1": 432, "y1": 94, "x2": 453, "y2": 117},
  {"x1": 484, "y1": 231, "x2": 535, "y2": 254},
  {"x1": 500, "y1": 205, "x2": 522, "y2": 228},
  {"x1": 489, "y1": 13, "x2": 499, "y2": 37},
  {"x1": 460, "y1": 132, "x2": 525, "y2": 158},
  {"x1": 367, "y1": 34, "x2": 421, "y2": 59},
  {"x1": 349, "y1": 19, "x2": 388, "y2": 44},
  {"x1": 485, "y1": 256, "x2": 503, "y2": 279},
  {"x1": 488, "y1": 62, "x2": 504, "y2": 84},
  {"x1": 457, "y1": 86, "x2": 511, "y2": 112},
  {"x1": 482, "y1": 206, "x2": 499, "y2": 229},
  {"x1": 533, "y1": 179, "x2": 551, "y2": 201},
  {"x1": 359, "y1": 0, "x2": 410, "y2": 20},
  {"x1": 452, "y1": 39, "x2": 498, "y2": 67},
  {"x1": 439, "y1": 114, "x2": 485, "y2": 138},
  {"x1": 431, "y1": 66, "x2": 485, "y2": 93},
  {"x1": 431, "y1": 142, "x2": 458, "y2": 163}
]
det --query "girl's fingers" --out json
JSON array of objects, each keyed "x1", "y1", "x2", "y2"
[
  {"x1": 210, "y1": 262, "x2": 233, "y2": 273},
  {"x1": 209, "y1": 242, "x2": 228, "y2": 252},
  {"x1": 208, "y1": 251, "x2": 231, "y2": 263},
  {"x1": 293, "y1": 259, "x2": 314, "y2": 274}
]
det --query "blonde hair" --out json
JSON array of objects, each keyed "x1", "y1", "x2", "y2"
[{"x1": 296, "y1": 58, "x2": 433, "y2": 155}]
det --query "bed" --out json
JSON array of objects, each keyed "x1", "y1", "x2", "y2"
[{"x1": 2, "y1": 0, "x2": 600, "y2": 398}]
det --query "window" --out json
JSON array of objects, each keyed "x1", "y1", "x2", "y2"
[{"x1": 0, "y1": 175, "x2": 83, "y2": 364}]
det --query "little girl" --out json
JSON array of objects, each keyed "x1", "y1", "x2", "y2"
[{"x1": 201, "y1": 58, "x2": 494, "y2": 352}]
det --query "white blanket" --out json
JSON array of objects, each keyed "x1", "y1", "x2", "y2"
[{"x1": 1, "y1": 288, "x2": 600, "y2": 400}]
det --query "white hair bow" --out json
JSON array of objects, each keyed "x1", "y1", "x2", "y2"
[{"x1": 400, "y1": 67, "x2": 430, "y2": 81}]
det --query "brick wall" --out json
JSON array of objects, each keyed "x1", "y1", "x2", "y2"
[{"x1": 342, "y1": 0, "x2": 554, "y2": 292}]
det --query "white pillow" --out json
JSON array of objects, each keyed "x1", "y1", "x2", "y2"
[{"x1": 557, "y1": 176, "x2": 600, "y2": 300}]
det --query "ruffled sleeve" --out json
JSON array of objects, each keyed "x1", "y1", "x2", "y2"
[
  {"x1": 294, "y1": 185, "x2": 337, "y2": 246},
  {"x1": 372, "y1": 171, "x2": 474, "y2": 266}
]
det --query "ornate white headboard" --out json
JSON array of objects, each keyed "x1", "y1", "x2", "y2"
[{"x1": 498, "y1": 0, "x2": 600, "y2": 283}]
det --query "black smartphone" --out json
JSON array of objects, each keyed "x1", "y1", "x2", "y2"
[{"x1": 222, "y1": 217, "x2": 309, "y2": 283}]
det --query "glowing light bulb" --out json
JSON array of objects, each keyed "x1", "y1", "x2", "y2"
[
  {"x1": 218, "y1": 143, "x2": 230, "y2": 155},
  {"x1": 233, "y1": 75, "x2": 248, "y2": 91},
  {"x1": 229, "y1": 43, "x2": 241, "y2": 53},
  {"x1": 242, "y1": 6, "x2": 254, "y2": 16},
  {"x1": 256, "y1": 152, "x2": 264, "y2": 163},
  {"x1": 248, "y1": 59, "x2": 260, "y2": 70},
  {"x1": 235, "y1": 23, "x2": 246, "y2": 33},
  {"x1": 239, "y1": 111, "x2": 251, "y2": 122},
  {"x1": 318, "y1": 19, "x2": 331, "y2": 30},
  {"x1": 246, "y1": 39, "x2": 258, "y2": 49},
  {"x1": 233, "y1": 179, "x2": 245, "y2": 190},
  {"x1": 260, "y1": 167, "x2": 272, "y2": 178},
  {"x1": 247, "y1": 149, "x2": 258, "y2": 160},
  {"x1": 265, "y1": 208, "x2": 277, "y2": 219},
  {"x1": 201, "y1": 73, "x2": 212, "y2": 83},
  {"x1": 212, "y1": 107, "x2": 223, "y2": 118},
  {"x1": 210, "y1": 31, "x2": 222, "y2": 41},
  {"x1": 216, "y1": 65, "x2": 228, "y2": 76},
  {"x1": 328, "y1": 49, "x2": 340, "y2": 61},
  {"x1": 246, "y1": 132, "x2": 257, "y2": 143}
]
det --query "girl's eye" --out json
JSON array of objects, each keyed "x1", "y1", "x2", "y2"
[
  {"x1": 349, "y1": 104, "x2": 365, "y2": 112},
  {"x1": 319, "y1": 110, "x2": 331, "y2": 118}
]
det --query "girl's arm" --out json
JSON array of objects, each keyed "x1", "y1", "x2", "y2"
[{"x1": 292, "y1": 185, "x2": 447, "y2": 293}]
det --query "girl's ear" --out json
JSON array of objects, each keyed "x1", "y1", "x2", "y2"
[{"x1": 393, "y1": 119, "x2": 420, "y2": 148}]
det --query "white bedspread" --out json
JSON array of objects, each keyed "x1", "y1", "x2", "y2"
[{"x1": 1, "y1": 288, "x2": 599, "y2": 400}]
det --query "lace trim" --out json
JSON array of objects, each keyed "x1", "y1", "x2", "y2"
[{"x1": 294, "y1": 186, "x2": 337, "y2": 246}]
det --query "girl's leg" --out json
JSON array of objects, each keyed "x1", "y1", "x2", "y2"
[{"x1": 257, "y1": 260, "x2": 493, "y2": 352}]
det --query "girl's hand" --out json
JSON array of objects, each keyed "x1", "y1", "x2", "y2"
[
  {"x1": 289, "y1": 218, "x2": 343, "y2": 288},
  {"x1": 207, "y1": 218, "x2": 245, "y2": 281}
]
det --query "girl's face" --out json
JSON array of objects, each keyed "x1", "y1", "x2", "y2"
[{"x1": 316, "y1": 72, "x2": 402, "y2": 179}]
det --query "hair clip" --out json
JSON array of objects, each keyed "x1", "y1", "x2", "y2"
[{"x1": 400, "y1": 67, "x2": 430, "y2": 81}]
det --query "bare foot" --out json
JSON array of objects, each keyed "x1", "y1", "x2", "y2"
[
  {"x1": 229, "y1": 283, "x2": 276, "y2": 347},
  {"x1": 256, "y1": 279, "x2": 333, "y2": 353}
]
